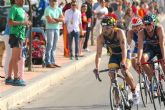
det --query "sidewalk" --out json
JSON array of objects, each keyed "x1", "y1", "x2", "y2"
[{"x1": 0, "y1": 34, "x2": 98, "y2": 110}]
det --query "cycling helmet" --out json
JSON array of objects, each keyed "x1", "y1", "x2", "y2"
[
  {"x1": 131, "y1": 17, "x2": 143, "y2": 27},
  {"x1": 143, "y1": 15, "x2": 153, "y2": 24},
  {"x1": 101, "y1": 16, "x2": 116, "y2": 26}
]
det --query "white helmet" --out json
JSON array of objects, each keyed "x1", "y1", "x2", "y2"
[{"x1": 131, "y1": 17, "x2": 143, "y2": 27}]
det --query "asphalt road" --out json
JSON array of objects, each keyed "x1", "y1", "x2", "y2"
[{"x1": 11, "y1": 55, "x2": 165, "y2": 110}]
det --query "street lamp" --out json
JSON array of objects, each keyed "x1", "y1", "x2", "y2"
[{"x1": 26, "y1": 0, "x2": 33, "y2": 71}]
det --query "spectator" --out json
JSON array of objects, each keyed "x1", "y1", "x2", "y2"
[
  {"x1": 93, "y1": 0, "x2": 100, "y2": 10},
  {"x1": 122, "y1": 0, "x2": 131, "y2": 11},
  {"x1": 93, "y1": 0, "x2": 108, "y2": 38},
  {"x1": 62, "y1": 0, "x2": 76, "y2": 13},
  {"x1": 123, "y1": 7, "x2": 134, "y2": 30},
  {"x1": 44, "y1": 0, "x2": 64, "y2": 68},
  {"x1": 64, "y1": 1, "x2": 83, "y2": 60},
  {"x1": 79, "y1": 4, "x2": 88, "y2": 57},
  {"x1": 115, "y1": 4, "x2": 125, "y2": 29},
  {"x1": 62, "y1": 0, "x2": 77, "y2": 57},
  {"x1": 3, "y1": 0, "x2": 15, "y2": 78},
  {"x1": 110, "y1": 0, "x2": 120, "y2": 11},
  {"x1": 7, "y1": 0, "x2": 32, "y2": 86},
  {"x1": 138, "y1": 2, "x2": 147, "y2": 18},
  {"x1": 83, "y1": 0, "x2": 93, "y2": 52},
  {"x1": 131, "y1": 1, "x2": 139, "y2": 16},
  {"x1": 107, "y1": 7, "x2": 118, "y2": 20}
]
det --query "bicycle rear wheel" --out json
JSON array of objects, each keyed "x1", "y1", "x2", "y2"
[
  {"x1": 109, "y1": 83, "x2": 125, "y2": 110},
  {"x1": 139, "y1": 73, "x2": 152, "y2": 107},
  {"x1": 151, "y1": 76, "x2": 161, "y2": 110}
]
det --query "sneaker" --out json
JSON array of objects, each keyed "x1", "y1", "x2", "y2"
[
  {"x1": 5, "y1": 77, "x2": 13, "y2": 85},
  {"x1": 75, "y1": 57, "x2": 79, "y2": 60},
  {"x1": 84, "y1": 48, "x2": 90, "y2": 52},
  {"x1": 132, "y1": 91, "x2": 140, "y2": 105},
  {"x1": 70, "y1": 56, "x2": 74, "y2": 60},
  {"x1": 13, "y1": 78, "x2": 26, "y2": 86}
]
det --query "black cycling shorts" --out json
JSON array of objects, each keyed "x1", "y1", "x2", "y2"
[
  {"x1": 144, "y1": 46, "x2": 162, "y2": 61},
  {"x1": 9, "y1": 34, "x2": 23, "y2": 48}
]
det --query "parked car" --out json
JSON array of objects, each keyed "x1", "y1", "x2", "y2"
[{"x1": 0, "y1": 5, "x2": 29, "y2": 33}]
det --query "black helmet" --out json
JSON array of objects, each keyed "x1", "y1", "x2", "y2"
[
  {"x1": 101, "y1": 16, "x2": 116, "y2": 26},
  {"x1": 143, "y1": 14, "x2": 153, "y2": 24}
]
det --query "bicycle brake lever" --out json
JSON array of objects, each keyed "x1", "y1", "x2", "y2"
[{"x1": 93, "y1": 69, "x2": 102, "y2": 82}]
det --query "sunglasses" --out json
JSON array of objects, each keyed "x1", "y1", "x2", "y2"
[{"x1": 144, "y1": 23, "x2": 152, "y2": 26}]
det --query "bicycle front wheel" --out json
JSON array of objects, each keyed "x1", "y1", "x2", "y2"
[
  {"x1": 151, "y1": 76, "x2": 161, "y2": 110},
  {"x1": 109, "y1": 83, "x2": 125, "y2": 110},
  {"x1": 139, "y1": 72, "x2": 152, "y2": 107}
]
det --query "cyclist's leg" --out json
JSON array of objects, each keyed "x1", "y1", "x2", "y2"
[
  {"x1": 157, "y1": 53, "x2": 165, "y2": 75},
  {"x1": 108, "y1": 55, "x2": 120, "y2": 107},
  {"x1": 141, "y1": 50, "x2": 155, "y2": 81},
  {"x1": 122, "y1": 64, "x2": 136, "y2": 91},
  {"x1": 131, "y1": 53, "x2": 139, "y2": 73},
  {"x1": 109, "y1": 54, "x2": 136, "y2": 91}
]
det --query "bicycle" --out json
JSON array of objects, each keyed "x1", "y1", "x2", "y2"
[
  {"x1": 138, "y1": 59, "x2": 165, "y2": 110},
  {"x1": 93, "y1": 65, "x2": 138, "y2": 110}
]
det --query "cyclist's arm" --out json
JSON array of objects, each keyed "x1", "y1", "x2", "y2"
[
  {"x1": 95, "y1": 34, "x2": 104, "y2": 70},
  {"x1": 137, "y1": 30, "x2": 144, "y2": 63},
  {"x1": 119, "y1": 29, "x2": 127, "y2": 65},
  {"x1": 157, "y1": 26, "x2": 165, "y2": 59}
]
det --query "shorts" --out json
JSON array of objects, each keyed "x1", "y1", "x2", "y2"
[
  {"x1": 9, "y1": 34, "x2": 23, "y2": 48},
  {"x1": 108, "y1": 54, "x2": 122, "y2": 68},
  {"x1": 144, "y1": 47, "x2": 162, "y2": 61}
]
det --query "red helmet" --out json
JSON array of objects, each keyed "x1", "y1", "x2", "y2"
[{"x1": 131, "y1": 17, "x2": 143, "y2": 27}]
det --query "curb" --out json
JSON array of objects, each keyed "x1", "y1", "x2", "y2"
[{"x1": 0, "y1": 49, "x2": 106, "y2": 110}]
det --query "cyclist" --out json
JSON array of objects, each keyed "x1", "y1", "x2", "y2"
[
  {"x1": 127, "y1": 17, "x2": 143, "y2": 72},
  {"x1": 94, "y1": 16, "x2": 139, "y2": 108},
  {"x1": 137, "y1": 14, "x2": 165, "y2": 81}
]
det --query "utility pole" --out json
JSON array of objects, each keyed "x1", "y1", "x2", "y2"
[{"x1": 27, "y1": 0, "x2": 33, "y2": 71}]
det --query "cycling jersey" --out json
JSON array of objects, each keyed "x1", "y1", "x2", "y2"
[
  {"x1": 103, "y1": 29, "x2": 122, "y2": 55},
  {"x1": 103, "y1": 28, "x2": 122, "y2": 68},
  {"x1": 143, "y1": 26, "x2": 162, "y2": 61}
]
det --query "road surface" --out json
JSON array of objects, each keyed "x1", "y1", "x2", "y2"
[{"x1": 12, "y1": 55, "x2": 165, "y2": 110}]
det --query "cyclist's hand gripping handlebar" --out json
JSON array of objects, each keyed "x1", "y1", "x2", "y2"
[{"x1": 93, "y1": 69, "x2": 102, "y2": 82}]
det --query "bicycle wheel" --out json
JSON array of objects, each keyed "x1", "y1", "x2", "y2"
[
  {"x1": 139, "y1": 72, "x2": 152, "y2": 107},
  {"x1": 151, "y1": 76, "x2": 161, "y2": 110},
  {"x1": 109, "y1": 83, "x2": 125, "y2": 110},
  {"x1": 158, "y1": 67, "x2": 165, "y2": 107}
]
